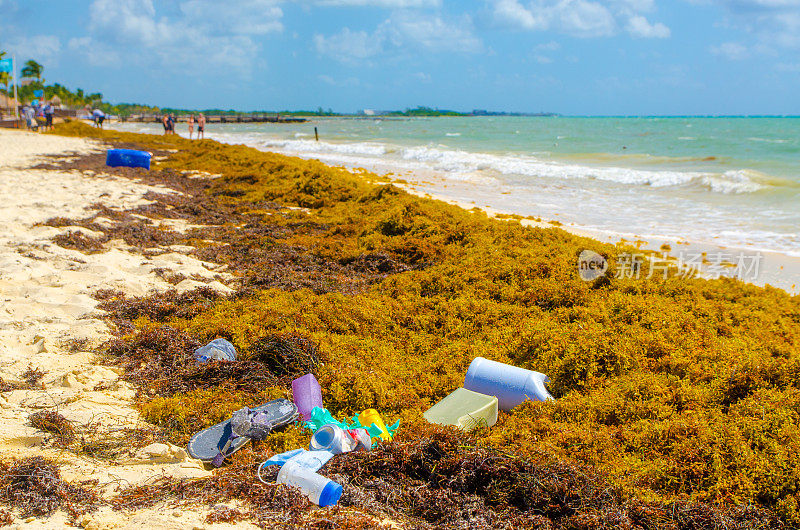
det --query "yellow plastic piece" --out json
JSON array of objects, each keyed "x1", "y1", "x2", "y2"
[{"x1": 360, "y1": 408, "x2": 391, "y2": 441}]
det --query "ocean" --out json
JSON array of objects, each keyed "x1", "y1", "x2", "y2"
[{"x1": 109, "y1": 116, "x2": 800, "y2": 257}]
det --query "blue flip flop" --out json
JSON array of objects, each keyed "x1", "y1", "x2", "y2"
[{"x1": 187, "y1": 398, "x2": 299, "y2": 466}]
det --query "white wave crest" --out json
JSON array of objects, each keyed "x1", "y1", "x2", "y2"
[
  {"x1": 257, "y1": 139, "x2": 771, "y2": 194},
  {"x1": 261, "y1": 138, "x2": 388, "y2": 156}
]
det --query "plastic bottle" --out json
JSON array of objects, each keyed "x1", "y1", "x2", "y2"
[
  {"x1": 277, "y1": 460, "x2": 342, "y2": 507},
  {"x1": 359, "y1": 409, "x2": 391, "y2": 441},
  {"x1": 258, "y1": 450, "x2": 334, "y2": 483},
  {"x1": 310, "y1": 424, "x2": 371, "y2": 454},
  {"x1": 463, "y1": 357, "x2": 553, "y2": 411},
  {"x1": 193, "y1": 338, "x2": 237, "y2": 363},
  {"x1": 292, "y1": 374, "x2": 323, "y2": 421}
]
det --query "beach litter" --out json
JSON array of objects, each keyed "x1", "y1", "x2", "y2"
[
  {"x1": 423, "y1": 357, "x2": 552, "y2": 432},
  {"x1": 423, "y1": 387, "x2": 498, "y2": 431},
  {"x1": 193, "y1": 337, "x2": 237, "y2": 363},
  {"x1": 304, "y1": 405, "x2": 399, "y2": 443},
  {"x1": 463, "y1": 356, "x2": 553, "y2": 411},
  {"x1": 277, "y1": 458, "x2": 342, "y2": 507},
  {"x1": 291, "y1": 373, "x2": 322, "y2": 421},
  {"x1": 186, "y1": 399, "x2": 298, "y2": 466},
  {"x1": 309, "y1": 423, "x2": 371, "y2": 454},
  {"x1": 253, "y1": 377, "x2": 399, "y2": 507},
  {"x1": 258, "y1": 449, "x2": 341, "y2": 507},
  {"x1": 105, "y1": 148, "x2": 152, "y2": 170}
]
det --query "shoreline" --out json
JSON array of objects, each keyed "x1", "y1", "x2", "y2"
[
  {"x1": 426, "y1": 191, "x2": 800, "y2": 295},
  {"x1": 104, "y1": 121, "x2": 800, "y2": 295}
]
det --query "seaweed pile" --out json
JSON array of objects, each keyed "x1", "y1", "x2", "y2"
[
  {"x1": 28, "y1": 411, "x2": 76, "y2": 446},
  {"x1": 37, "y1": 121, "x2": 800, "y2": 526},
  {"x1": 0, "y1": 457, "x2": 100, "y2": 521}
]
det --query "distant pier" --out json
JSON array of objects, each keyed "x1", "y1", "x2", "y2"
[{"x1": 123, "y1": 114, "x2": 308, "y2": 124}]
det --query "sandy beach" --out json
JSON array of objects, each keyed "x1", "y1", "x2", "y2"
[{"x1": 0, "y1": 128, "x2": 243, "y2": 529}]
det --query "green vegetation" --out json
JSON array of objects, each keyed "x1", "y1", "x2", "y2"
[
  {"x1": 49, "y1": 122, "x2": 800, "y2": 526},
  {"x1": 386, "y1": 106, "x2": 465, "y2": 117},
  {"x1": 20, "y1": 60, "x2": 43, "y2": 83}
]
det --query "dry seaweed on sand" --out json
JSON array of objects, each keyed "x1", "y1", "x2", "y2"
[
  {"x1": 22, "y1": 366, "x2": 46, "y2": 387},
  {"x1": 110, "y1": 461, "x2": 310, "y2": 528},
  {"x1": 0, "y1": 367, "x2": 46, "y2": 393},
  {"x1": 27, "y1": 409, "x2": 167, "y2": 460},
  {"x1": 0, "y1": 509, "x2": 12, "y2": 527},
  {"x1": 0, "y1": 377, "x2": 28, "y2": 392},
  {"x1": 100, "y1": 324, "x2": 320, "y2": 404},
  {"x1": 28, "y1": 411, "x2": 76, "y2": 446},
  {"x1": 0, "y1": 457, "x2": 101, "y2": 520}
]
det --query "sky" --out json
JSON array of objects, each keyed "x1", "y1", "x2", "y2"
[{"x1": 1, "y1": 0, "x2": 799, "y2": 115}]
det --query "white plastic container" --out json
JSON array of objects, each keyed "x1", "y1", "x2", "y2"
[
  {"x1": 277, "y1": 460, "x2": 342, "y2": 507},
  {"x1": 423, "y1": 387, "x2": 498, "y2": 431},
  {"x1": 463, "y1": 357, "x2": 553, "y2": 411}
]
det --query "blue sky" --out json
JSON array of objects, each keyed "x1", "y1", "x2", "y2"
[{"x1": 1, "y1": 0, "x2": 799, "y2": 114}]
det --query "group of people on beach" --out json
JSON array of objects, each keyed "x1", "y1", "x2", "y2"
[
  {"x1": 163, "y1": 113, "x2": 205, "y2": 139},
  {"x1": 21, "y1": 101, "x2": 55, "y2": 132}
]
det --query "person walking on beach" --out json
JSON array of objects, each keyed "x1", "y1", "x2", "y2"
[
  {"x1": 22, "y1": 104, "x2": 35, "y2": 130},
  {"x1": 197, "y1": 113, "x2": 205, "y2": 139},
  {"x1": 188, "y1": 114, "x2": 195, "y2": 139},
  {"x1": 162, "y1": 114, "x2": 169, "y2": 135},
  {"x1": 168, "y1": 113, "x2": 176, "y2": 135},
  {"x1": 92, "y1": 108, "x2": 105, "y2": 128},
  {"x1": 44, "y1": 101, "x2": 54, "y2": 131}
]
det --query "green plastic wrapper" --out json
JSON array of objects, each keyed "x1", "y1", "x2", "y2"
[{"x1": 304, "y1": 407, "x2": 400, "y2": 444}]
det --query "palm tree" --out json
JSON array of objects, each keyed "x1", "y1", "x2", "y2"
[
  {"x1": 0, "y1": 51, "x2": 9, "y2": 92},
  {"x1": 21, "y1": 59, "x2": 43, "y2": 83}
]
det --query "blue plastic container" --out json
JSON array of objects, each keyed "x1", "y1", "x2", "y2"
[
  {"x1": 106, "y1": 149, "x2": 151, "y2": 170},
  {"x1": 463, "y1": 357, "x2": 553, "y2": 411},
  {"x1": 193, "y1": 338, "x2": 237, "y2": 363}
]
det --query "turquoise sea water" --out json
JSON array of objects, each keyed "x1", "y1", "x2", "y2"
[{"x1": 111, "y1": 117, "x2": 800, "y2": 256}]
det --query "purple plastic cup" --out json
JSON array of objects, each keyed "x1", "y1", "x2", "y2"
[{"x1": 292, "y1": 373, "x2": 323, "y2": 421}]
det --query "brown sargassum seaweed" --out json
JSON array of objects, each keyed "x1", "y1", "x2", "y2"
[{"x1": 6, "y1": 121, "x2": 796, "y2": 528}]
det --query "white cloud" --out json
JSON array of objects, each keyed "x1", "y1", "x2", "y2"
[
  {"x1": 317, "y1": 73, "x2": 360, "y2": 86},
  {"x1": 491, "y1": 0, "x2": 670, "y2": 39},
  {"x1": 72, "y1": 0, "x2": 285, "y2": 74},
  {"x1": 314, "y1": 11, "x2": 482, "y2": 63},
  {"x1": 718, "y1": 0, "x2": 800, "y2": 49},
  {"x1": 68, "y1": 36, "x2": 121, "y2": 65},
  {"x1": 493, "y1": 0, "x2": 549, "y2": 30},
  {"x1": 314, "y1": 28, "x2": 382, "y2": 62},
  {"x1": 180, "y1": 0, "x2": 284, "y2": 34},
  {"x1": 559, "y1": 0, "x2": 617, "y2": 37},
  {"x1": 626, "y1": 15, "x2": 670, "y2": 37},
  {"x1": 311, "y1": 0, "x2": 440, "y2": 6},
  {"x1": 710, "y1": 41, "x2": 749, "y2": 59},
  {"x1": 4, "y1": 35, "x2": 61, "y2": 61},
  {"x1": 535, "y1": 41, "x2": 562, "y2": 51},
  {"x1": 387, "y1": 12, "x2": 482, "y2": 52}
]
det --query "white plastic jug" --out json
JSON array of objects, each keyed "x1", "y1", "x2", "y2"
[{"x1": 463, "y1": 357, "x2": 553, "y2": 411}]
